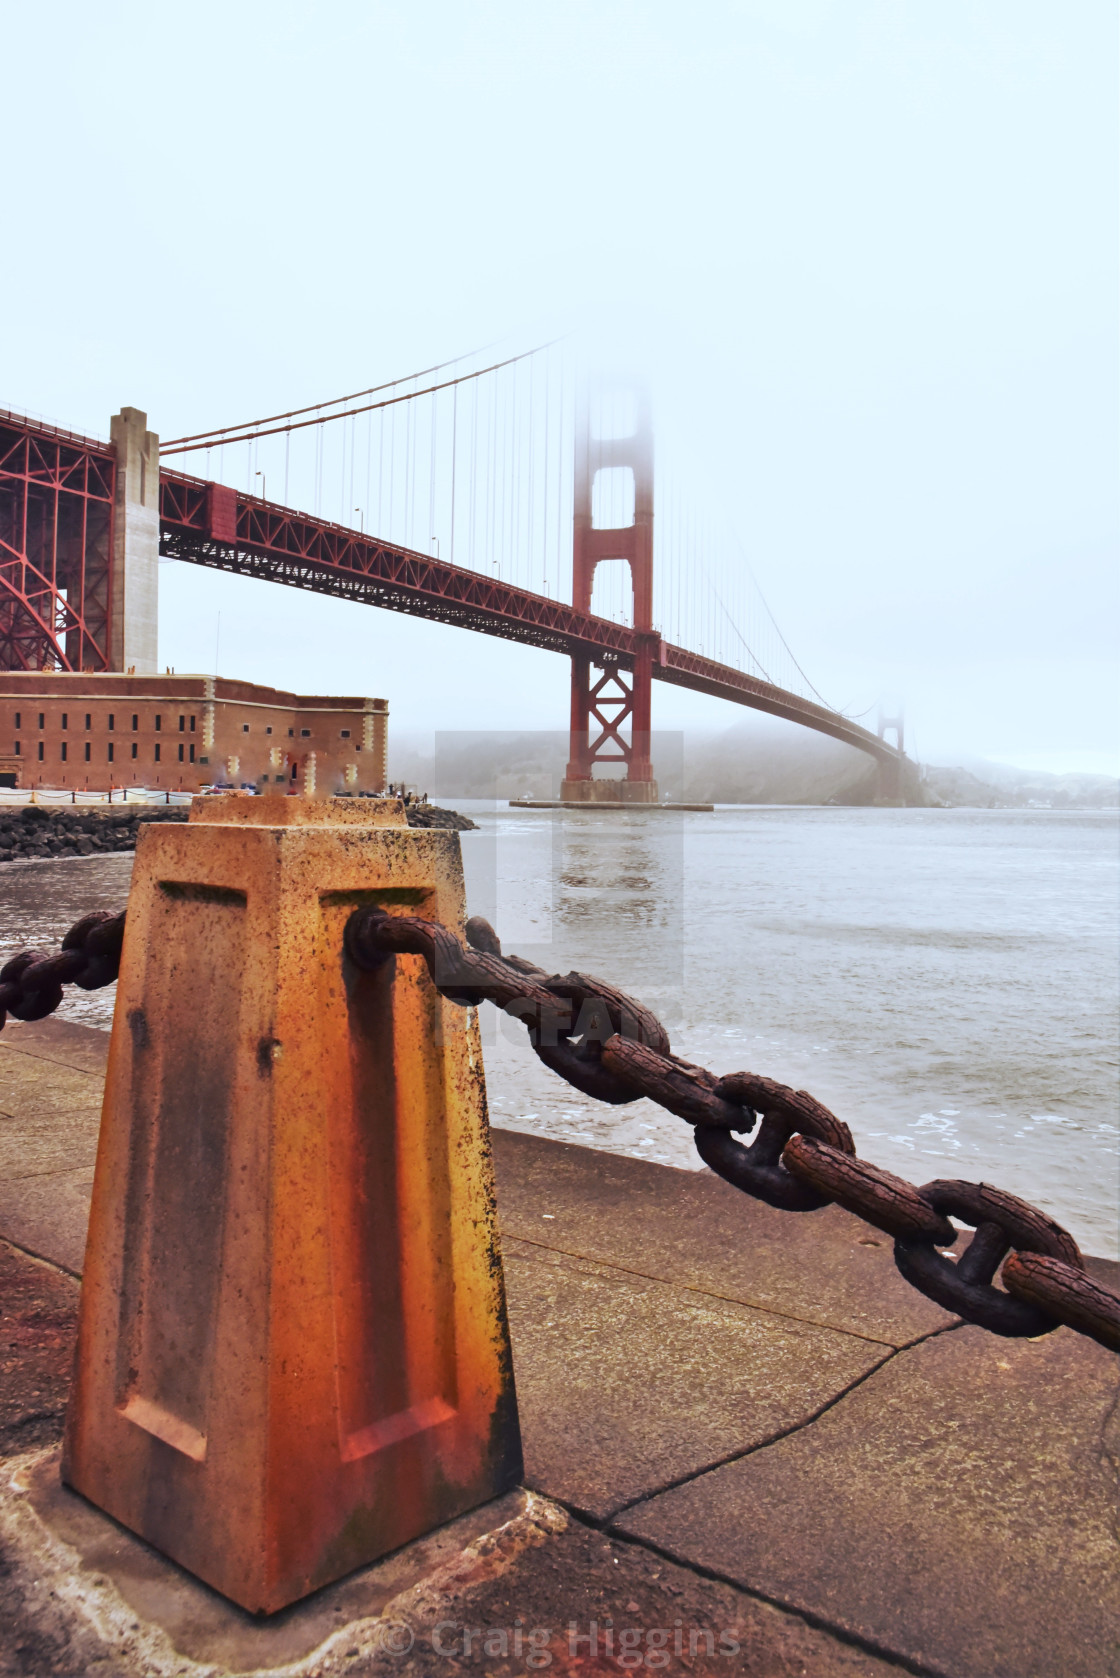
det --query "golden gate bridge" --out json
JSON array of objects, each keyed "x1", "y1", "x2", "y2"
[{"x1": 0, "y1": 340, "x2": 907, "y2": 800}]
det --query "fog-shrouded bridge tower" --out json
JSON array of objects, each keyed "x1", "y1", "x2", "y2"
[{"x1": 561, "y1": 380, "x2": 659, "y2": 803}]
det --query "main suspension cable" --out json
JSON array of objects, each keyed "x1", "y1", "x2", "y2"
[
  {"x1": 160, "y1": 339, "x2": 503, "y2": 451},
  {"x1": 160, "y1": 341, "x2": 559, "y2": 456}
]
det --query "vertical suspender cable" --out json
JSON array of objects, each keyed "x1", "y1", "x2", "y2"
[
  {"x1": 349, "y1": 411, "x2": 356, "y2": 523},
  {"x1": 530, "y1": 350, "x2": 537, "y2": 594},
  {"x1": 541, "y1": 351, "x2": 550, "y2": 593},
  {"x1": 557, "y1": 349, "x2": 565, "y2": 601},
  {"x1": 450, "y1": 382, "x2": 458, "y2": 566},
  {"x1": 469, "y1": 375, "x2": 478, "y2": 570},
  {"x1": 388, "y1": 401, "x2": 396, "y2": 540},
  {"x1": 405, "y1": 384, "x2": 414, "y2": 548},
  {"x1": 364, "y1": 408, "x2": 372, "y2": 531},
  {"x1": 429, "y1": 388, "x2": 437, "y2": 554},
  {"x1": 377, "y1": 409, "x2": 384, "y2": 536}
]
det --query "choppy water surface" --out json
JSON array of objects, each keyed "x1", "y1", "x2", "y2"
[{"x1": 2, "y1": 806, "x2": 1117, "y2": 1256}]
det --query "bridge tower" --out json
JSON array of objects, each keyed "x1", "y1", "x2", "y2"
[
  {"x1": 561, "y1": 380, "x2": 660, "y2": 804},
  {"x1": 875, "y1": 705, "x2": 905, "y2": 802}
]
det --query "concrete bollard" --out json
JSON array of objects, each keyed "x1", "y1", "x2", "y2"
[{"x1": 63, "y1": 794, "x2": 522, "y2": 1613}]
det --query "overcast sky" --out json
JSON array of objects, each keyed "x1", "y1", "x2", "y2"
[{"x1": 4, "y1": 1, "x2": 1116, "y2": 773}]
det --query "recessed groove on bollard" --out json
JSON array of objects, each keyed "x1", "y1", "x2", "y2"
[{"x1": 63, "y1": 794, "x2": 522, "y2": 1615}]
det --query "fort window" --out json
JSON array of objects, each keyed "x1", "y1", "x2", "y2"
[
  {"x1": 178, "y1": 743, "x2": 185, "y2": 762},
  {"x1": 13, "y1": 712, "x2": 19, "y2": 728},
  {"x1": 154, "y1": 744, "x2": 161, "y2": 763},
  {"x1": 189, "y1": 744, "x2": 195, "y2": 763},
  {"x1": 38, "y1": 713, "x2": 44, "y2": 729},
  {"x1": 242, "y1": 724, "x2": 249, "y2": 733},
  {"x1": 288, "y1": 728, "x2": 294, "y2": 737},
  {"x1": 61, "y1": 713, "x2": 68, "y2": 730},
  {"x1": 84, "y1": 743, "x2": 90, "y2": 762},
  {"x1": 37, "y1": 742, "x2": 44, "y2": 761},
  {"x1": 301, "y1": 728, "x2": 310, "y2": 737},
  {"x1": 132, "y1": 714, "x2": 138, "y2": 730},
  {"x1": 14, "y1": 742, "x2": 20, "y2": 756},
  {"x1": 266, "y1": 725, "x2": 272, "y2": 734},
  {"x1": 108, "y1": 714, "x2": 114, "y2": 730},
  {"x1": 84, "y1": 714, "x2": 91, "y2": 729},
  {"x1": 179, "y1": 716, "x2": 185, "y2": 732},
  {"x1": 340, "y1": 729, "x2": 351, "y2": 738},
  {"x1": 131, "y1": 742, "x2": 138, "y2": 759},
  {"x1": 61, "y1": 742, "x2": 68, "y2": 762},
  {"x1": 190, "y1": 715, "x2": 196, "y2": 731},
  {"x1": 108, "y1": 743, "x2": 114, "y2": 763},
  {"x1": 154, "y1": 715, "x2": 161, "y2": 731}
]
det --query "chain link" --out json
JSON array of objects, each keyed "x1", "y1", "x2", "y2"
[
  {"x1": 3, "y1": 902, "x2": 1116, "y2": 1356},
  {"x1": 0, "y1": 912, "x2": 126, "y2": 1027},
  {"x1": 347, "y1": 905, "x2": 1120, "y2": 1355}
]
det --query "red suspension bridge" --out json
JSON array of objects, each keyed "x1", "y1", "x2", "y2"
[{"x1": 0, "y1": 342, "x2": 908, "y2": 799}]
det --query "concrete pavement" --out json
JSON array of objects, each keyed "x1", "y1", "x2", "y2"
[{"x1": 0, "y1": 1016, "x2": 1116, "y2": 1678}]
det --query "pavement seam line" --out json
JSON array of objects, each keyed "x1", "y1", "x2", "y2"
[
  {"x1": 0, "y1": 1234, "x2": 83, "y2": 1282},
  {"x1": 0, "y1": 1044, "x2": 105, "y2": 1075},
  {"x1": 594, "y1": 1523, "x2": 955, "y2": 1678},
  {"x1": 601, "y1": 1319, "x2": 965, "y2": 1524},
  {"x1": 0, "y1": 1163, "x2": 97, "y2": 1180},
  {"x1": 503, "y1": 1230, "x2": 923, "y2": 1347}
]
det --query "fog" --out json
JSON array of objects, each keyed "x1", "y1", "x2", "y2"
[{"x1": 4, "y1": 1, "x2": 1116, "y2": 774}]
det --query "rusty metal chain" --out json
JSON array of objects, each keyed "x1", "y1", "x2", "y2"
[
  {"x1": 4, "y1": 902, "x2": 1117, "y2": 1355},
  {"x1": 0, "y1": 912, "x2": 126, "y2": 1029},
  {"x1": 346, "y1": 905, "x2": 1120, "y2": 1356}
]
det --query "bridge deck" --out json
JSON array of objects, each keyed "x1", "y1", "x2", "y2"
[{"x1": 159, "y1": 469, "x2": 898, "y2": 765}]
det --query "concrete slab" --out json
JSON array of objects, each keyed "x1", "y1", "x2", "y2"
[
  {"x1": 0, "y1": 1025, "x2": 104, "y2": 1276},
  {"x1": 492, "y1": 1129, "x2": 957, "y2": 1346},
  {"x1": 503, "y1": 1238, "x2": 887, "y2": 1521},
  {"x1": 0, "y1": 1446, "x2": 909, "y2": 1678},
  {"x1": 1, "y1": 1017, "x2": 112, "y2": 1076},
  {"x1": 0, "y1": 1167, "x2": 93, "y2": 1275},
  {"x1": 0, "y1": 1050, "x2": 103, "y2": 1132},
  {"x1": 619, "y1": 1323, "x2": 1120, "y2": 1678}
]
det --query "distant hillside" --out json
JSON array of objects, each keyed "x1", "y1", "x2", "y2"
[
  {"x1": 386, "y1": 719, "x2": 1118, "y2": 809},
  {"x1": 922, "y1": 762, "x2": 1118, "y2": 810}
]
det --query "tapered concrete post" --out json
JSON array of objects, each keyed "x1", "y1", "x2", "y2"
[
  {"x1": 63, "y1": 795, "x2": 522, "y2": 1613},
  {"x1": 108, "y1": 407, "x2": 160, "y2": 673}
]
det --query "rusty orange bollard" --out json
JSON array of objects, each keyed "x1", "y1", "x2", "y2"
[{"x1": 63, "y1": 794, "x2": 522, "y2": 1613}]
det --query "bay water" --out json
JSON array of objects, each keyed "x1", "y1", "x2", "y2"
[{"x1": 2, "y1": 804, "x2": 1116, "y2": 1257}]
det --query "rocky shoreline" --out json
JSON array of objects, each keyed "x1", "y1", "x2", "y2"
[{"x1": 0, "y1": 801, "x2": 475, "y2": 864}]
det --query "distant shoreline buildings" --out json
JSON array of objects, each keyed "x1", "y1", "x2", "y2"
[{"x1": 0, "y1": 673, "x2": 388, "y2": 797}]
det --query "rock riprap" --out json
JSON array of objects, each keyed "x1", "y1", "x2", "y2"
[
  {"x1": 0, "y1": 805, "x2": 189, "y2": 863},
  {"x1": 0, "y1": 801, "x2": 475, "y2": 863}
]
